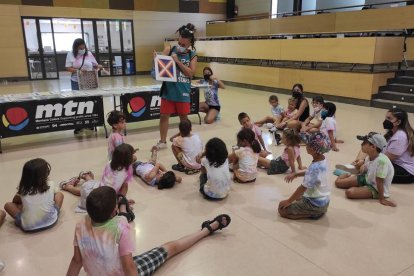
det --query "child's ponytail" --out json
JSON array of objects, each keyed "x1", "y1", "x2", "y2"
[{"x1": 251, "y1": 140, "x2": 262, "y2": 153}]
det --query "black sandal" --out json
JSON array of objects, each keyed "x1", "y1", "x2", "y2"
[
  {"x1": 172, "y1": 163, "x2": 186, "y2": 172},
  {"x1": 117, "y1": 194, "x2": 135, "y2": 222},
  {"x1": 201, "y1": 214, "x2": 231, "y2": 235}
]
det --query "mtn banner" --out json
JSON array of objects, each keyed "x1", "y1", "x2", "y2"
[{"x1": 0, "y1": 96, "x2": 104, "y2": 138}]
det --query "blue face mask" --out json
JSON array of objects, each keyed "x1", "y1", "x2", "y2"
[
  {"x1": 78, "y1": 49, "x2": 85, "y2": 55},
  {"x1": 176, "y1": 45, "x2": 187, "y2": 54},
  {"x1": 321, "y1": 110, "x2": 329, "y2": 119}
]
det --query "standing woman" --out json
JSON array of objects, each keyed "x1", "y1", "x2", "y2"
[
  {"x1": 65, "y1": 38, "x2": 101, "y2": 134},
  {"x1": 276, "y1": 83, "x2": 309, "y2": 131},
  {"x1": 155, "y1": 23, "x2": 197, "y2": 149},
  {"x1": 65, "y1": 38, "x2": 100, "y2": 91}
]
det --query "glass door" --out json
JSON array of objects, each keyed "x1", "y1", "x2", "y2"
[
  {"x1": 22, "y1": 17, "x2": 59, "y2": 80},
  {"x1": 96, "y1": 20, "x2": 111, "y2": 76},
  {"x1": 109, "y1": 21, "x2": 123, "y2": 76},
  {"x1": 122, "y1": 21, "x2": 135, "y2": 75},
  {"x1": 39, "y1": 19, "x2": 58, "y2": 79}
]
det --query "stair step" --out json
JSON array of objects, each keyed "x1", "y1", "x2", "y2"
[
  {"x1": 379, "y1": 83, "x2": 414, "y2": 93},
  {"x1": 397, "y1": 70, "x2": 414, "y2": 77},
  {"x1": 388, "y1": 76, "x2": 414, "y2": 85},
  {"x1": 374, "y1": 91, "x2": 414, "y2": 102},
  {"x1": 371, "y1": 98, "x2": 414, "y2": 112}
]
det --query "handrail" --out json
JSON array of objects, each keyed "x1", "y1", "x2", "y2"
[
  {"x1": 165, "y1": 30, "x2": 406, "y2": 42},
  {"x1": 206, "y1": 0, "x2": 413, "y2": 24}
]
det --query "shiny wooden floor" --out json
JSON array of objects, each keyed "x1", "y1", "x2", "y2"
[{"x1": 0, "y1": 74, "x2": 413, "y2": 276}]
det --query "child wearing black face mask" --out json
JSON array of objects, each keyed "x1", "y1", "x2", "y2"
[{"x1": 198, "y1": 67, "x2": 225, "y2": 124}]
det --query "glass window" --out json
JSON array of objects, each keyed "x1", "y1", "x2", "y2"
[
  {"x1": 52, "y1": 18, "x2": 82, "y2": 52},
  {"x1": 109, "y1": 21, "x2": 121, "y2": 53},
  {"x1": 96, "y1": 21, "x2": 109, "y2": 53},
  {"x1": 122, "y1": 21, "x2": 133, "y2": 52},
  {"x1": 82, "y1": 20, "x2": 95, "y2": 52},
  {"x1": 23, "y1": 19, "x2": 39, "y2": 54},
  {"x1": 39, "y1": 19, "x2": 54, "y2": 54}
]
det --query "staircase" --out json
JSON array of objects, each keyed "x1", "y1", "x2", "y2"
[{"x1": 372, "y1": 69, "x2": 414, "y2": 112}]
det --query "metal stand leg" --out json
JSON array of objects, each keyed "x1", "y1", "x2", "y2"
[
  {"x1": 198, "y1": 113, "x2": 202, "y2": 125},
  {"x1": 103, "y1": 124, "x2": 108, "y2": 138}
]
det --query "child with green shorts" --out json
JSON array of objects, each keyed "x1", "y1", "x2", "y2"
[{"x1": 335, "y1": 132, "x2": 396, "y2": 207}]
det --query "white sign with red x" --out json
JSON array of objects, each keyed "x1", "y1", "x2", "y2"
[{"x1": 154, "y1": 55, "x2": 177, "y2": 82}]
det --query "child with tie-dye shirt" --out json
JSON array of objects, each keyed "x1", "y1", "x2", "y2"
[
  {"x1": 67, "y1": 186, "x2": 231, "y2": 276},
  {"x1": 279, "y1": 132, "x2": 331, "y2": 220},
  {"x1": 107, "y1": 110, "x2": 126, "y2": 160},
  {"x1": 4, "y1": 158, "x2": 64, "y2": 232},
  {"x1": 60, "y1": 144, "x2": 136, "y2": 221}
]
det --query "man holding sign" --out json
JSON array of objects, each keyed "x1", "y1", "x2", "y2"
[{"x1": 153, "y1": 23, "x2": 198, "y2": 150}]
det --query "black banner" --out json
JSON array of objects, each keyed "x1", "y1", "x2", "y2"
[
  {"x1": 120, "y1": 87, "x2": 199, "y2": 123},
  {"x1": 0, "y1": 96, "x2": 105, "y2": 138}
]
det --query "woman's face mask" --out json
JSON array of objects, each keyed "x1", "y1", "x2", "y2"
[
  {"x1": 203, "y1": 74, "x2": 211, "y2": 81},
  {"x1": 383, "y1": 119, "x2": 394, "y2": 130},
  {"x1": 78, "y1": 49, "x2": 86, "y2": 55},
  {"x1": 292, "y1": 91, "x2": 302, "y2": 98},
  {"x1": 176, "y1": 45, "x2": 188, "y2": 54}
]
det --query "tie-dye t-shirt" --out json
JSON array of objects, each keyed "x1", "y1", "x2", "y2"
[
  {"x1": 100, "y1": 163, "x2": 133, "y2": 194},
  {"x1": 108, "y1": 132, "x2": 125, "y2": 160},
  {"x1": 302, "y1": 159, "x2": 330, "y2": 207},
  {"x1": 74, "y1": 215, "x2": 135, "y2": 276},
  {"x1": 20, "y1": 181, "x2": 59, "y2": 231}
]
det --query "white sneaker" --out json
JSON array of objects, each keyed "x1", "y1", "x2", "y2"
[
  {"x1": 269, "y1": 126, "x2": 277, "y2": 133},
  {"x1": 335, "y1": 164, "x2": 359, "y2": 174},
  {"x1": 155, "y1": 141, "x2": 167, "y2": 150},
  {"x1": 265, "y1": 123, "x2": 274, "y2": 129}
]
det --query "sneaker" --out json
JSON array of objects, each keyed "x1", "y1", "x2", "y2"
[
  {"x1": 265, "y1": 123, "x2": 274, "y2": 129},
  {"x1": 335, "y1": 164, "x2": 359, "y2": 174},
  {"x1": 274, "y1": 133, "x2": 281, "y2": 145},
  {"x1": 215, "y1": 112, "x2": 221, "y2": 121},
  {"x1": 172, "y1": 163, "x2": 186, "y2": 172},
  {"x1": 333, "y1": 169, "x2": 351, "y2": 176},
  {"x1": 155, "y1": 141, "x2": 167, "y2": 150}
]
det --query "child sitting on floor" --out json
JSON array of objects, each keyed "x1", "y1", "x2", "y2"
[
  {"x1": 67, "y1": 186, "x2": 231, "y2": 276},
  {"x1": 255, "y1": 95, "x2": 284, "y2": 128},
  {"x1": 335, "y1": 132, "x2": 396, "y2": 207},
  {"x1": 300, "y1": 96, "x2": 324, "y2": 133},
  {"x1": 4, "y1": 158, "x2": 64, "y2": 232},
  {"x1": 133, "y1": 146, "x2": 182, "y2": 189},
  {"x1": 238, "y1": 112, "x2": 271, "y2": 157},
  {"x1": 228, "y1": 128, "x2": 261, "y2": 183},
  {"x1": 320, "y1": 102, "x2": 342, "y2": 151},
  {"x1": 197, "y1": 137, "x2": 231, "y2": 200},
  {"x1": 171, "y1": 119, "x2": 203, "y2": 175},
  {"x1": 279, "y1": 132, "x2": 331, "y2": 220},
  {"x1": 258, "y1": 128, "x2": 305, "y2": 176},
  {"x1": 270, "y1": 97, "x2": 297, "y2": 145}
]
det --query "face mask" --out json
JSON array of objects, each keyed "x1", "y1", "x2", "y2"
[
  {"x1": 383, "y1": 119, "x2": 394, "y2": 130},
  {"x1": 78, "y1": 49, "x2": 85, "y2": 55},
  {"x1": 176, "y1": 46, "x2": 187, "y2": 54},
  {"x1": 203, "y1": 74, "x2": 210, "y2": 81},
  {"x1": 292, "y1": 91, "x2": 302, "y2": 98},
  {"x1": 313, "y1": 106, "x2": 321, "y2": 112},
  {"x1": 321, "y1": 110, "x2": 328, "y2": 119}
]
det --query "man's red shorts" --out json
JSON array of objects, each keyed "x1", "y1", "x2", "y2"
[{"x1": 160, "y1": 98, "x2": 190, "y2": 115}]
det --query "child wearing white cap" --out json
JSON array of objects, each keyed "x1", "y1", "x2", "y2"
[{"x1": 335, "y1": 132, "x2": 396, "y2": 207}]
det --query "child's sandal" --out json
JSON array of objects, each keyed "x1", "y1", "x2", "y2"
[
  {"x1": 117, "y1": 194, "x2": 135, "y2": 222},
  {"x1": 59, "y1": 177, "x2": 78, "y2": 190},
  {"x1": 201, "y1": 214, "x2": 231, "y2": 235},
  {"x1": 79, "y1": 171, "x2": 93, "y2": 180}
]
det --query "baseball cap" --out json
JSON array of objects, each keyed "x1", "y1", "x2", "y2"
[
  {"x1": 356, "y1": 132, "x2": 387, "y2": 150},
  {"x1": 299, "y1": 132, "x2": 331, "y2": 154}
]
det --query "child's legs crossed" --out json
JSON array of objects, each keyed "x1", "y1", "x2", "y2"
[
  {"x1": 345, "y1": 186, "x2": 374, "y2": 199},
  {"x1": 279, "y1": 198, "x2": 328, "y2": 220},
  {"x1": 4, "y1": 195, "x2": 23, "y2": 218},
  {"x1": 335, "y1": 174, "x2": 359, "y2": 189}
]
